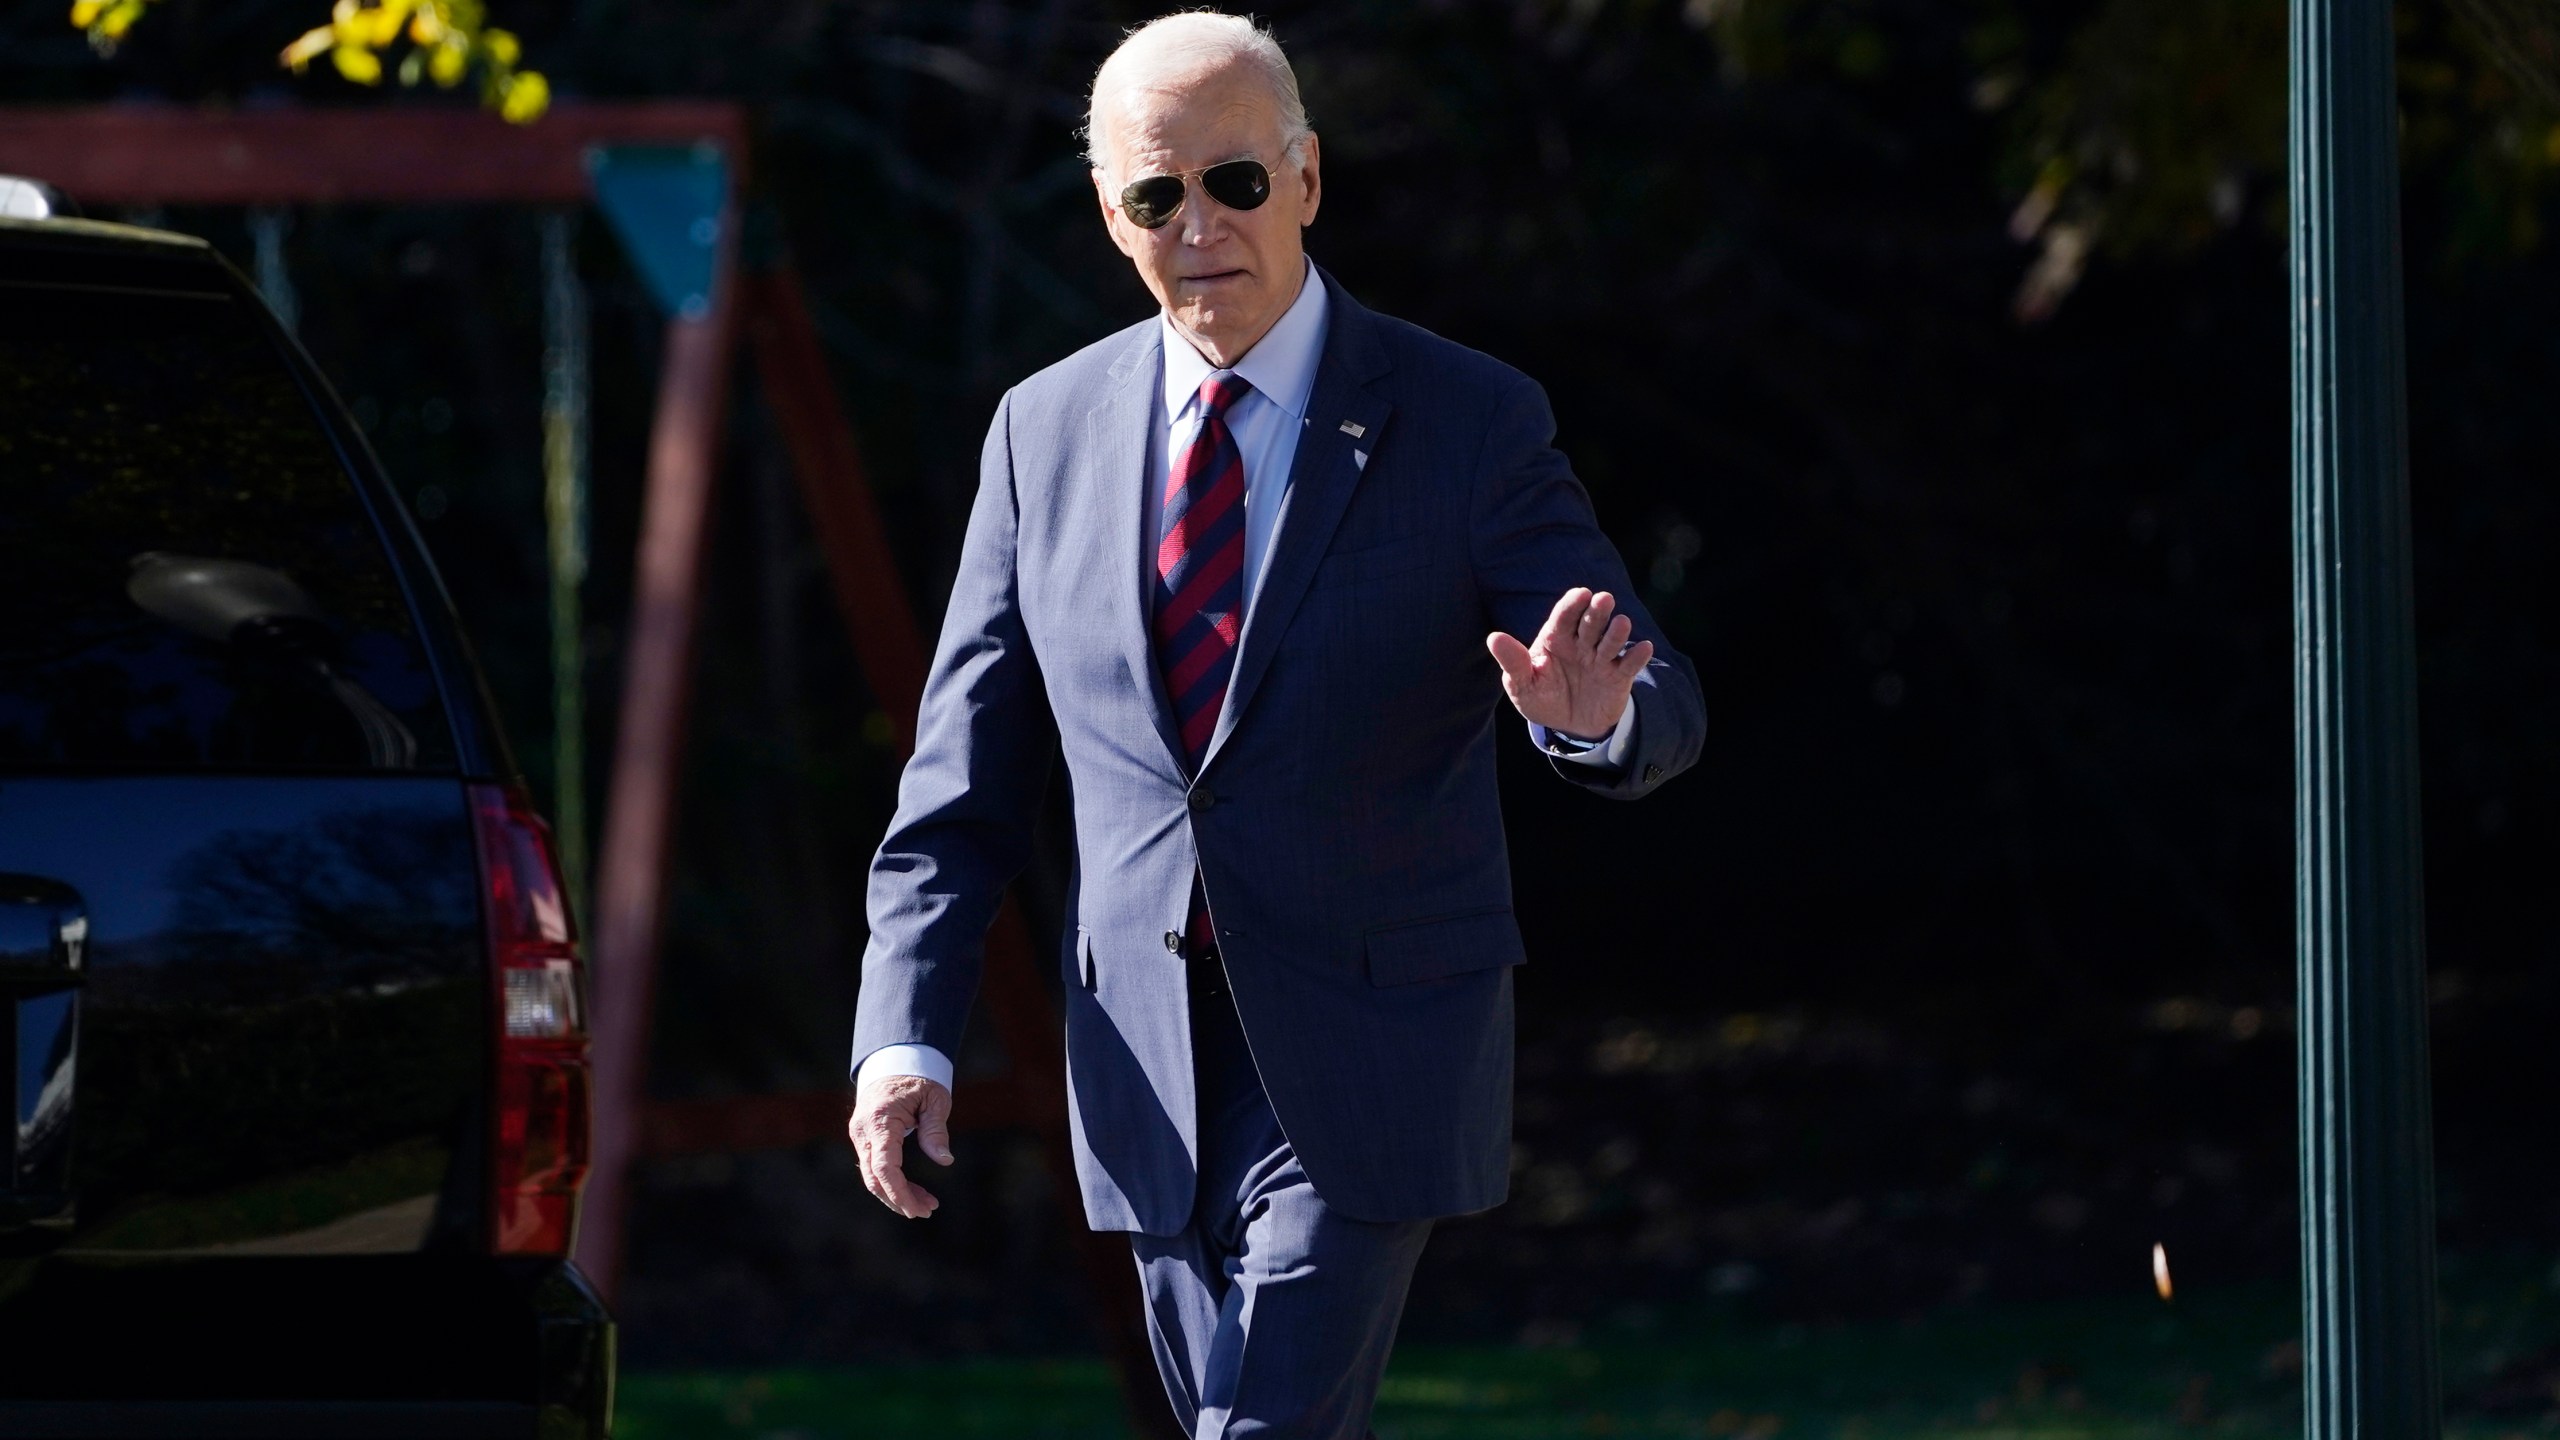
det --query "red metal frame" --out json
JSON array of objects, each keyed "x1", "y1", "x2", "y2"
[
  {"x1": 0, "y1": 103, "x2": 747, "y2": 205},
  {"x1": 576, "y1": 239, "x2": 739, "y2": 1296}
]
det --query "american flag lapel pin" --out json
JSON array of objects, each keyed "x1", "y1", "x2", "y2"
[{"x1": 1339, "y1": 420, "x2": 1366, "y2": 438}]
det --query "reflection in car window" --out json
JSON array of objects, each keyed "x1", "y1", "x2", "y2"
[{"x1": 0, "y1": 283, "x2": 453, "y2": 771}]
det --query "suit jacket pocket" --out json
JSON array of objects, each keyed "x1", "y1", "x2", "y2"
[{"x1": 1365, "y1": 905, "x2": 1525, "y2": 986}]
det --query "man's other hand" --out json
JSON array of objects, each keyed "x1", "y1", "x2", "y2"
[
  {"x1": 849, "y1": 1072, "x2": 955, "y2": 1219},
  {"x1": 1486, "y1": 587, "x2": 1655, "y2": 738}
]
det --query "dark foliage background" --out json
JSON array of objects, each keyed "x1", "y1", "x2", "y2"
[{"x1": 9, "y1": 0, "x2": 2559, "y2": 1371}]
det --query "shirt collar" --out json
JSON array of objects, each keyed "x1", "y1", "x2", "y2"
[{"x1": 1159, "y1": 256, "x2": 1329, "y2": 424}]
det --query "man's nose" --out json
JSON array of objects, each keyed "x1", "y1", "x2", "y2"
[{"x1": 1179, "y1": 181, "x2": 1223, "y2": 244}]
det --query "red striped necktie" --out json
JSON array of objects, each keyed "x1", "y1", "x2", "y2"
[
  {"x1": 1157, "y1": 371, "x2": 1252, "y2": 966},
  {"x1": 1154, "y1": 370, "x2": 1254, "y2": 765}
]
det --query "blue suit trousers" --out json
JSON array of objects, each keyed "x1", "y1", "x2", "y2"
[{"x1": 1130, "y1": 959, "x2": 1432, "y2": 1440}]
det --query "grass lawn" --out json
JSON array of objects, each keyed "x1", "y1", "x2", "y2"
[{"x1": 619, "y1": 1258, "x2": 2560, "y2": 1438}]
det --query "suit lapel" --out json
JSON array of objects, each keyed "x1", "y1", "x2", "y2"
[
  {"x1": 1202, "y1": 274, "x2": 1394, "y2": 769},
  {"x1": 1085, "y1": 325, "x2": 1189, "y2": 776}
]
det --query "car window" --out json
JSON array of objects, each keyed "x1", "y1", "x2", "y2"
[{"x1": 0, "y1": 281, "x2": 456, "y2": 772}]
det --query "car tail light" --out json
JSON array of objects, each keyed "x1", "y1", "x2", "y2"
[{"x1": 471, "y1": 783, "x2": 592, "y2": 1256}]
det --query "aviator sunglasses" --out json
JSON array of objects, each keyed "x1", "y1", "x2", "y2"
[{"x1": 1117, "y1": 159, "x2": 1273, "y2": 230}]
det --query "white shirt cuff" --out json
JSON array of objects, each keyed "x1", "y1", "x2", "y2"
[
  {"x1": 853, "y1": 1042, "x2": 954, "y2": 1092},
  {"x1": 1531, "y1": 690, "x2": 1639, "y2": 769}
]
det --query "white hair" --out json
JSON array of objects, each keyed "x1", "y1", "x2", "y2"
[{"x1": 1083, "y1": 10, "x2": 1312, "y2": 178}]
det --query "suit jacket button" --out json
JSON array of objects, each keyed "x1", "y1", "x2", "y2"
[
  {"x1": 1188, "y1": 786, "x2": 1216, "y2": 812},
  {"x1": 1164, "y1": 931, "x2": 1182, "y2": 954},
  {"x1": 1643, "y1": 763, "x2": 1663, "y2": 783}
]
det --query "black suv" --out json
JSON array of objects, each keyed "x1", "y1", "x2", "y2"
[{"x1": 0, "y1": 214, "x2": 610, "y2": 1436}]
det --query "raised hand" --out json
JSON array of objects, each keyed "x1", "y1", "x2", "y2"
[
  {"x1": 1485, "y1": 588, "x2": 1655, "y2": 739},
  {"x1": 848, "y1": 1072, "x2": 955, "y2": 1219}
]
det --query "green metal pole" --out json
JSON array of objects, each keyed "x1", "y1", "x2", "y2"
[
  {"x1": 542, "y1": 211, "x2": 592, "y2": 917},
  {"x1": 2290, "y1": 0, "x2": 2441, "y2": 1432}
]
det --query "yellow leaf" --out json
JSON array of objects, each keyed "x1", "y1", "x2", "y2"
[
  {"x1": 68, "y1": 0, "x2": 103, "y2": 28},
  {"x1": 499, "y1": 69, "x2": 548, "y2": 124},
  {"x1": 97, "y1": 1, "x2": 138, "y2": 38},
  {"x1": 407, "y1": 9, "x2": 439, "y2": 44},
  {"x1": 280, "y1": 24, "x2": 335, "y2": 70},
  {"x1": 483, "y1": 28, "x2": 519, "y2": 66},
  {"x1": 364, "y1": 0, "x2": 411, "y2": 47},
  {"x1": 428, "y1": 41, "x2": 465, "y2": 86},
  {"x1": 332, "y1": 42, "x2": 383, "y2": 83}
]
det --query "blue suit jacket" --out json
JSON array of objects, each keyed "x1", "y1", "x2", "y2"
[{"x1": 854, "y1": 268, "x2": 1707, "y2": 1234}]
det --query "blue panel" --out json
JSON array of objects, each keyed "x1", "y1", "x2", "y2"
[{"x1": 587, "y1": 143, "x2": 728, "y2": 321}]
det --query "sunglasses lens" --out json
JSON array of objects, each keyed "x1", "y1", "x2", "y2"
[
  {"x1": 1202, "y1": 160, "x2": 1271, "y2": 212},
  {"x1": 1121, "y1": 176, "x2": 1185, "y2": 229},
  {"x1": 1120, "y1": 161, "x2": 1271, "y2": 228}
]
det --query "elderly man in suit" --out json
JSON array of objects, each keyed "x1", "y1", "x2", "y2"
[{"x1": 846, "y1": 11, "x2": 1706, "y2": 1437}]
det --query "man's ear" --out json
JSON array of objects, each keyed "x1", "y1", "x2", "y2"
[
  {"x1": 1093, "y1": 168, "x2": 1138, "y2": 259},
  {"x1": 1296, "y1": 132, "x2": 1322, "y2": 228}
]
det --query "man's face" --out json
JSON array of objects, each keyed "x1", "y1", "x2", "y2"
[{"x1": 1093, "y1": 61, "x2": 1321, "y2": 366}]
